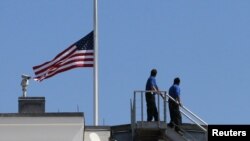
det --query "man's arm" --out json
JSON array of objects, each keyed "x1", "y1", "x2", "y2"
[
  {"x1": 150, "y1": 78, "x2": 159, "y2": 93},
  {"x1": 176, "y1": 86, "x2": 182, "y2": 106},
  {"x1": 176, "y1": 96, "x2": 182, "y2": 107},
  {"x1": 151, "y1": 86, "x2": 165, "y2": 98},
  {"x1": 150, "y1": 78, "x2": 164, "y2": 98}
]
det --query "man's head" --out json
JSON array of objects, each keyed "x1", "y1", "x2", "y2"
[
  {"x1": 150, "y1": 69, "x2": 157, "y2": 77},
  {"x1": 174, "y1": 77, "x2": 180, "y2": 85}
]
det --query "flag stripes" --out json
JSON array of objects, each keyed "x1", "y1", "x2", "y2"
[{"x1": 33, "y1": 31, "x2": 94, "y2": 81}]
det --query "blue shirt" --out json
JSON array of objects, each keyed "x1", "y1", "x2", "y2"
[
  {"x1": 146, "y1": 76, "x2": 158, "y2": 91},
  {"x1": 169, "y1": 84, "x2": 180, "y2": 99}
]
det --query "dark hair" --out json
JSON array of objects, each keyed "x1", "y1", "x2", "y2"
[
  {"x1": 174, "y1": 77, "x2": 180, "y2": 85},
  {"x1": 150, "y1": 69, "x2": 157, "y2": 77}
]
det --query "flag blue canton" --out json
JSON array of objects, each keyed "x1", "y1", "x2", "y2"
[{"x1": 76, "y1": 31, "x2": 94, "y2": 50}]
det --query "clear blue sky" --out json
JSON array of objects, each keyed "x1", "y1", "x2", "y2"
[{"x1": 1, "y1": 0, "x2": 250, "y2": 125}]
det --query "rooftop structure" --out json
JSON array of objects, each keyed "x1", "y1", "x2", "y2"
[{"x1": 0, "y1": 90, "x2": 207, "y2": 141}]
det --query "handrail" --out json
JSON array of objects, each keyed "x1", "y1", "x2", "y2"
[
  {"x1": 182, "y1": 105, "x2": 208, "y2": 125},
  {"x1": 132, "y1": 90, "x2": 208, "y2": 133},
  {"x1": 180, "y1": 109, "x2": 207, "y2": 132},
  {"x1": 166, "y1": 92, "x2": 208, "y2": 127}
]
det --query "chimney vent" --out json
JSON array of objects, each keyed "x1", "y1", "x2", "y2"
[{"x1": 18, "y1": 97, "x2": 45, "y2": 113}]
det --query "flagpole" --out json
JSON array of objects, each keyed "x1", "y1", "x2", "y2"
[{"x1": 93, "y1": 0, "x2": 99, "y2": 126}]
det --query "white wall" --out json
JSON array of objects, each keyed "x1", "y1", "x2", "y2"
[
  {"x1": 0, "y1": 116, "x2": 84, "y2": 141},
  {"x1": 84, "y1": 130, "x2": 110, "y2": 141}
]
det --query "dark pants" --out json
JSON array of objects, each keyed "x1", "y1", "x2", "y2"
[
  {"x1": 145, "y1": 92, "x2": 158, "y2": 121},
  {"x1": 168, "y1": 99, "x2": 182, "y2": 131}
]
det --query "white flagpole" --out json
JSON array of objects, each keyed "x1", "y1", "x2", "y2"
[{"x1": 93, "y1": 0, "x2": 99, "y2": 126}]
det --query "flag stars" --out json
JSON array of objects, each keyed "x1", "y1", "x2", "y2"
[{"x1": 76, "y1": 31, "x2": 93, "y2": 50}]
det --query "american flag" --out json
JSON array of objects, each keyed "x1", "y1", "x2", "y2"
[{"x1": 33, "y1": 31, "x2": 94, "y2": 81}]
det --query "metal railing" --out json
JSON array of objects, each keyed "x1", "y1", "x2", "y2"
[
  {"x1": 131, "y1": 90, "x2": 167, "y2": 124},
  {"x1": 166, "y1": 92, "x2": 207, "y2": 132},
  {"x1": 131, "y1": 90, "x2": 208, "y2": 140}
]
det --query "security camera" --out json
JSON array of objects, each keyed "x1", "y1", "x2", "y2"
[
  {"x1": 21, "y1": 74, "x2": 31, "y2": 79},
  {"x1": 21, "y1": 74, "x2": 31, "y2": 97}
]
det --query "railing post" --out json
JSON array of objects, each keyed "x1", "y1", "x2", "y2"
[
  {"x1": 130, "y1": 98, "x2": 135, "y2": 141},
  {"x1": 133, "y1": 91, "x2": 136, "y2": 123},
  {"x1": 141, "y1": 91, "x2": 143, "y2": 122},
  {"x1": 157, "y1": 93, "x2": 160, "y2": 127},
  {"x1": 164, "y1": 91, "x2": 167, "y2": 123}
]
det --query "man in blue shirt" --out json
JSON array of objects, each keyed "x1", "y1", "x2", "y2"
[
  {"x1": 145, "y1": 69, "x2": 160, "y2": 121},
  {"x1": 168, "y1": 77, "x2": 182, "y2": 133}
]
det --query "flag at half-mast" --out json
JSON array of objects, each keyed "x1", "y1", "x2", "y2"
[{"x1": 33, "y1": 31, "x2": 94, "y2": 81}]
